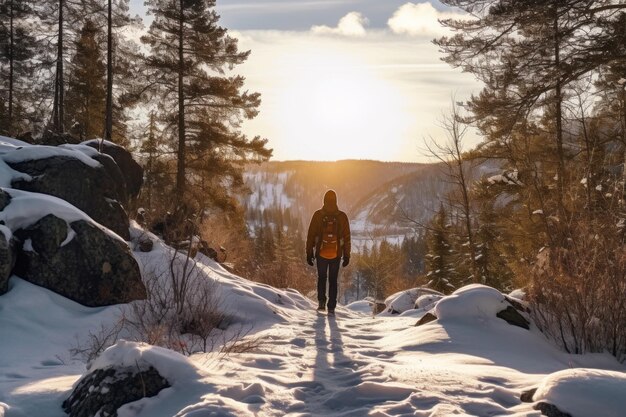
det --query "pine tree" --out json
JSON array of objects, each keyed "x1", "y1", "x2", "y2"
[
  {"x1": 38, "y1": 0, "x2": 91, "y2": 135},
  {"x1": 65, "y1": 19, "x2": 106, "y2": 140},
  {"x1": 437, "y1": 0, "x2": 626, "y2": 232},
  {"x1": 473, "y1": 200, "x2": 514, "y2": 290},
  {"x1": 425, "y1": 205, "x2": 457, "y2": 294},
  {"x1": 0, "y1": 0, "x2": 37, "y2": 135},
  {"x1": 141, "y1": 0, "x2": 272, "y2": 209},
  {"x1": 99, "y1": 0, "x2": 137, "y2": 143},
  {"x1": 139, "y1": 111, "x2": 170, "y2": 212}
]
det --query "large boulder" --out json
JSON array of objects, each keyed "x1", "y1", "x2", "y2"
[
  {"x1": 83, "y1": 139, "x2": 143, "y2": 200},
  {"x1": 63, "y1": 365, "x2": 169, "y2": 417},
  {"x1": 64, "y1": 341, "x2": 199, "y2": 417},
  {"x1": 534, "y1": 402, "x2": 572, "y2": 417},
  {"x1": 14, "y1": 214, "x2": 145, "y2": 306},
  {"x1": 5, "y1": 148, "x2": 130, "y2": 239},
  {"x1": 427, "y1": 284, "x2": 532, "y2": 329},
  {"x1": 0, "y1": 232, "x2": 16, "y2": 295},
  {"x1": 381, "y1": 287, "x2": 444, "y2": 315},
  {"x1": 0, "y1": 189, "x2": 16, "y2": 294}
]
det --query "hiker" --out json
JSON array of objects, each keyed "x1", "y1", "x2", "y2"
[{"x1": 306, "y1": 190, "x2": 351, "y2": 315}]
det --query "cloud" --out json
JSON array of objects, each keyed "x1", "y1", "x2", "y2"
[
  {"x1": 229, "y1": 29, "x2": 481, "y2": 162},
  {"x1": 311, "y1": 12, "x2": 369, "y2": 37},
  {"x1": 388, "y1": 2, "x2": 467, "y2": 37}
]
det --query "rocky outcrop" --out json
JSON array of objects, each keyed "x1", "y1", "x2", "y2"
[
  {"x1": 14, "y1": 214, "x2": 145, "y2": 307},
  {"x1": 496, "y1": 295, "x2": 531, "y2": 329},
  {"x1": 0, "y1": 189, "x2": 15, "y2": 294},
  {"x1": 534, "y1": 402, "x2": 572, "y2": 417},
  {"x1": 413, "y1": 286, "x2": 531, "y2": 329},
  {"x1": 8, "y1": 155, "x2": 130, "y2": 239},
  {"x1": 83, "y1": 140, "x2": 143, "y2": 200},
  {"x1": 0, "y1": 234, "x2": 16, "y2": 295},
  {"x1": 63, "y1": 365, "x2": 170, "y2": 417},
  {"x1": 497, "y1": 305, "x2": 530, "y2": 329},
  {"x1": 0, "y1": 189, "x2": 10, "y2": 210},
  {"x1": 520, "y1": 387, "x2": 537, "y2": 403},
  {"x1": 137, "y1": 236, "x2": 154, "y2": 252},
  {"x1": 415, "y1": 312, "x2": 437, "y2": 326}
]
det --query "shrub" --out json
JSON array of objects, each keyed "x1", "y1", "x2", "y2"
[{"x1": 529, "y1": 219, "x2": 626, "y2": 362}]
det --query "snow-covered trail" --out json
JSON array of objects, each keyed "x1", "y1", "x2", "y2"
[
  {"x1": 198, "y1": 309, "x2": 414, "y2": 416},
  {"x1": 180, "y1": 308, "x2": 537, "y2": 417},
  {"x1": 3, "y1": 274, "x2": 626, "y2": 417}
]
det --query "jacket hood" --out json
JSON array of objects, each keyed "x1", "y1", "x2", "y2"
[{"x1": 322, "y1": 190, "x2": 339, "y2": 212}]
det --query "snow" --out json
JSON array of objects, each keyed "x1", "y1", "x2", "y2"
[
  {"x1": 60, "y1": 144, "x2": 102, "y2": 160},
  {"x1": 0, "y1": 139, "x2": 107, "y2": 188},
  {"x1": 381, "y1": 287, "x2": 444, "y2": 315},
  {"x1": 345, "y1": 299, "x2": 375, "y2": 314},
  {"x1": 1, "y1": 232, "x2": 625, "y2": 416},
  {"x1": 533, "y1": 369, "x2": 626, "y2": 417},
  {"x1": 243, "y1": 171, "x2": 294, "y2": 211},
  {"x1": 0, "y1": 225, "x2": 11, "y2": 243},
  {"x1": 0, "y1": 159, "x2": 30, "y2": 188},
  {"x1": 1, "y1": 145, "x2": 101, "y2": 169},
  {"x1": 0, "y1": 136, "x2": 31, "y2": 149},
  {"x1": 0, "y1": 189, "x2": 92, "y2": 232},
  {"x1": 415, "y1": 293, "x2": 442, "y2": 309},
  {"x1": 487, "y1": 170, "x2": 522, "y2": 186},
  {"x1": 434, "y1": 284, "x2": 507, "y2": 320},
  {"x1": 88, "y1": 341, "x2": 199, "y2": 385},
  {"x1": 0, "y1": 188, "x2": 124, "y2": 244},
  {"x1": 80, "y1": 138, "x2": 119, "y2": 149}
]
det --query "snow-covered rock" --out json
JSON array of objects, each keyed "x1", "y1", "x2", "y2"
[
  {"x1": 380, "y1": 287, "x2": 443, "y2": 315},
  {"x1": 436, "y1": 284, "x2": 511, "y2": 320},
  {"x1": 0, "y1": 232, "x2": 16, "y2": 295},
  {"x1": 423, "y1": 284, "x2": 531, "y2": 329},
  {"x1": 1, "y1": 189, "x2": 144, "y2": 306},
  {"x1": 346, "y1": 299, "x2": 375, "y2": 314},
  {"x1": 531, "y1": 368, "x2": 626, "y2": 417},
  {"x1": 64, "y1": 341, "x2": 175, "y2": 417},
  {"x1": 415, "y1": 293, "x2": 443, "y2": 310},
  {"x1": 6, "y1": 148, "x2": 130, "y2": 239}
]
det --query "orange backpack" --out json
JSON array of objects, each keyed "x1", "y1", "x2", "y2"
[{"x1": 319, "y1": 214, "x2": 339, "y2": 259}]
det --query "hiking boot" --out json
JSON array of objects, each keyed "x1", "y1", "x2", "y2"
[
  {"x1": 327, "y1": 309, "x2": 335, "y2": 316},
  {"x1": 317, "y1": 305, "x2": 325, "y2": 311}
]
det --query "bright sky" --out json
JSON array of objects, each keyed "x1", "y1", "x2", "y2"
[{"x1": 130, "y1": 1, "x2": 482, "y2": 162}]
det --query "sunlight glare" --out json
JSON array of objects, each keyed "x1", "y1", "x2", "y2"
[{"x1": 276, "y1": 51, "x2": 410, "y2": 161}]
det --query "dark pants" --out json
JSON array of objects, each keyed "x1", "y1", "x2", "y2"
[{"x1": 316, "y1": 257, "x2": 340, "y2": 310}]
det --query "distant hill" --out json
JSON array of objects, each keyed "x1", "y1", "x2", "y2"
[{"x1": 242, "y1": 160, "x2": 482, "y2": 246}]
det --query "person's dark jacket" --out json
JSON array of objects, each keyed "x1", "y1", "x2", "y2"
[{"x1": 306, "y1": 190, "x2": 351, "y2": 261}]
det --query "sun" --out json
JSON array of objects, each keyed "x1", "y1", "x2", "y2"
[{"x1": 274, "y1": 51, "x2": 410, "y2": 161}]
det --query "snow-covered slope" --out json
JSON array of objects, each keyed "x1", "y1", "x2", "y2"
[{"x1": 2, "y1": 245, "x2": 625, "y2": 417}]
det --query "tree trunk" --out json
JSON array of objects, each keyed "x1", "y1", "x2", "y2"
[
  {"x1": 53, "y1": 0, "x2": 65, "y2": 133},
  {"x1": 8, "y1": 0, "x2": 14, "y2": 135},
  {"x1": 622, "y1": 91, "x2": 626, "y2": 198},
  {"x1": 104, "y1": 0, "x2": 113, "y2": 143},
  {"x1": 553, "y1": 8, "x2": 565, "y2": 226},
  {"x1": 176, "y1": 0, "x2": 186, "y2": 204}
]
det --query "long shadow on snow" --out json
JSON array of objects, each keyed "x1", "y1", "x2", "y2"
[{"x1": 308, "y1": 314, "x2": 415, "y2": 415}]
